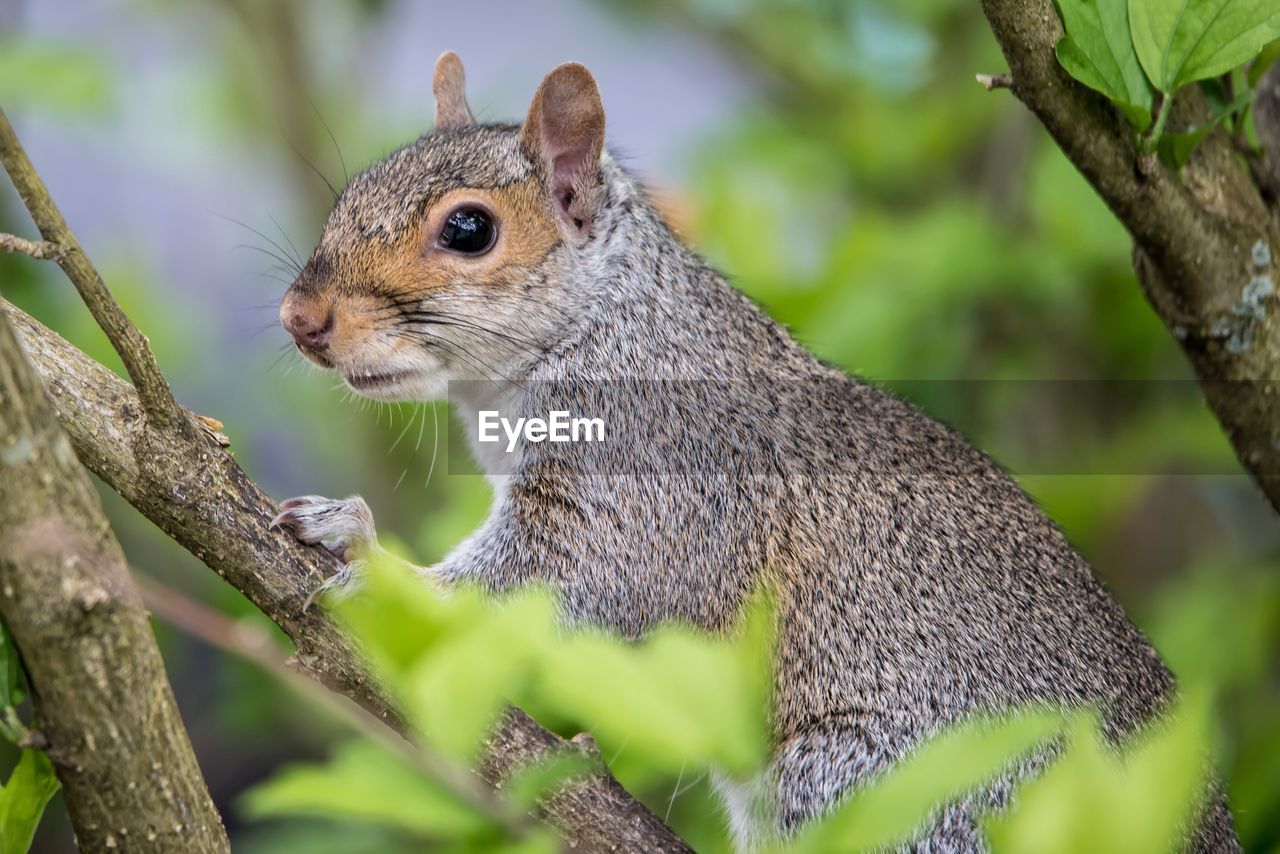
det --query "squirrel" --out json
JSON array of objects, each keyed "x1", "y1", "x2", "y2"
[{"x1": 272, "y1": 52, "x2": 1241, "y2": 850}]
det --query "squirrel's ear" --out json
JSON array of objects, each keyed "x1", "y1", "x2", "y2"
[
  {"x1": 433, "y1": 51, "x2": 475, "y2": 129},
  {"x1": 520, "y1": 62, "x2": 605, "y2": 241}
]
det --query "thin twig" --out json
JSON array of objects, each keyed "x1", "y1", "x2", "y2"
[
  {"x1": 0, "y1": 232, "x2": 61, "y2": 260},
  {"x1": 0, "y1": 107, "x2": 188, "y2": 434},
  {"x1": 976, "y1": 72, "x2": 1014, "y2": 91}
]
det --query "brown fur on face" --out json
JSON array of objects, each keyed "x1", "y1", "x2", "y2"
[
  {"x1": 398, "y1": 179, "x2": 563, "y2": 297},
  {"x1": 281, "y1": 172, "x2": 562, "y2": 374}
]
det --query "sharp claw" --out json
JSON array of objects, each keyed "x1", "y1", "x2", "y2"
[
  {"x1": 269, "y1": 511, "x2": 294, "y2": 530},
  {"x1": 302, "y1": 585, "x2": 323, "y2": 613},
  {"x1": 303, "y1": 563, "x2": 362, "y2": 612}
]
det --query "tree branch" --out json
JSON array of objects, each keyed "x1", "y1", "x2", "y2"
[
  {"x1": 980, "y1": 0, "x2": 1280, "y2": 512},
  {"x1": 975, "y1": 72, "x2": 1014, "y2": 91},
  {"x1": 0, "y1": 108, "x2": 188, "y2": 435},
  {"x1": 1254, "y1": 62, "x2": 1280, "y2": 203},
  {"x1": 0, "y1": 303, "x2": 229, "y2": 852},
  {"x1": 3, "y1": 300, "x2": 693, "y2": 850}
]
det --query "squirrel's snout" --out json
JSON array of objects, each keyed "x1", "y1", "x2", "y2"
[{"x1": 281, "y1": 302, "x2": 335, "y2": 351}]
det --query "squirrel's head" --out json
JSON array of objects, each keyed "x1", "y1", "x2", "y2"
[{"x1": 279, "y1": 52, "x2": 608, "y2": 400}]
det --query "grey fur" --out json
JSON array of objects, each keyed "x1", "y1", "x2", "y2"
[{"x1": 276, "y1": 82, "x2": 1240, "y2": 851}]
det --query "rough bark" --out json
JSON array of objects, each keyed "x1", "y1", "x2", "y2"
[
  {"x1": 5, "y1": 301, "x2": 693, "y2": 853},
  {"x1": 979, "y1": 0, "x2": 1280, "y2": 512},
  {"x1": 0, "y1": 305, "x2": 229, "y2": 853}
]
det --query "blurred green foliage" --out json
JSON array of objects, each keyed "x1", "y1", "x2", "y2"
[
  {"x1": 0, "y1": 39, "x2": 113, "y2": 117},
  {"x1": 241, "y1": 560, "x2": 771, "y2": 849},
  {"x1": 0, "y1": 620, "x2": 57, "y2": 854},
  {"x1": 984, "y1": 703, "x2": 1208, "y2": 854},
  {"x1": 0, "y1": 751, "x2": 59, "y2": 854},
  {"x1": 237, "y1": 561, "x2": 1223, "y2": 852},
  {"x1": 2, "y1": 0, "x2": 1279, "y2": 851}
]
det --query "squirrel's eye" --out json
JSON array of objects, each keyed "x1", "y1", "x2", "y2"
[{"x1": 439, "y1": 208, "x2": 495, "y2": 254}]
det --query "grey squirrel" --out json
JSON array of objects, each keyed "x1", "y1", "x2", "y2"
[{"x1": 273, "y1": 52, "x2": 1240, "y2": 850}]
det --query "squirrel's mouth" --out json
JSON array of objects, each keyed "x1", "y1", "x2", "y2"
[{"x1": 344, "y1": 369, "x2": 418, "y2": 392}]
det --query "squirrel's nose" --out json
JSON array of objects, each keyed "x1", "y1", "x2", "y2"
[{"x1": 283, "y1": 306, "x2": 335, "y2": 350}]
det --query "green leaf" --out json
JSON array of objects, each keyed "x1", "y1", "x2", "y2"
[
  {"x1": 240, "y1": 740, "x2": 491, "y2": 840},
  {"x1": 337, "y1": 559, "x2": 771, "y2": 777},
  {"x1": 331, "y1": 560, "x2": 458, "y2": 678},
  {"x1": 334, "y1": 559, "x2": 557, "y2": 759},
  {"x1": 1155, "y1": 88, "x2": 1253, "y2": 166},
  {"x1": 502, "y1": 753, "x2": 594, "y2": 811},
  {"x1": 1156, "y1": 123, "x2": 1215, "y2": 166},
  {"x1": 0, "y1": 751, "x2": 60, "y2": 854},
  {"x1": 1055, "y1": 0, "x2": 1156, "y2": 126},
  {"x1": 1129, "y1": 0, "x2": 1280, "y2": 91},
  {"x1": 985, "y1": 700, "x2": 1210, "y2": 854},
  {"x1": 530, "y1": 598, "x2": 773, "y2": 777},
  {"x1": 781, "y1": 710, "x2": 1064, "y2": 852},
  {"x1": 0, "y1": 619, "x2": 27, "y2": 713},
  {"x1": 401, "y1": 590, "x2": 554, "y2": 760},
  {"x1": 1249, "y1": 38, "x2": 1280, "y2": 86}
]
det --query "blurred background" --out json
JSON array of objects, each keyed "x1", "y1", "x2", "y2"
[{"x1": 1, "y1": 0, "x2": 1278, "y2": 850}]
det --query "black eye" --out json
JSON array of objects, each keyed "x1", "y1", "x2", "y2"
[{"x1": 439, "y1": 207, "x2": 495, "y2": 254}]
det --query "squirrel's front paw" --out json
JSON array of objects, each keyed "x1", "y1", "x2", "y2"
[{"x1": 272, "y1": 494, "x2": 378, "y2": 563}]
